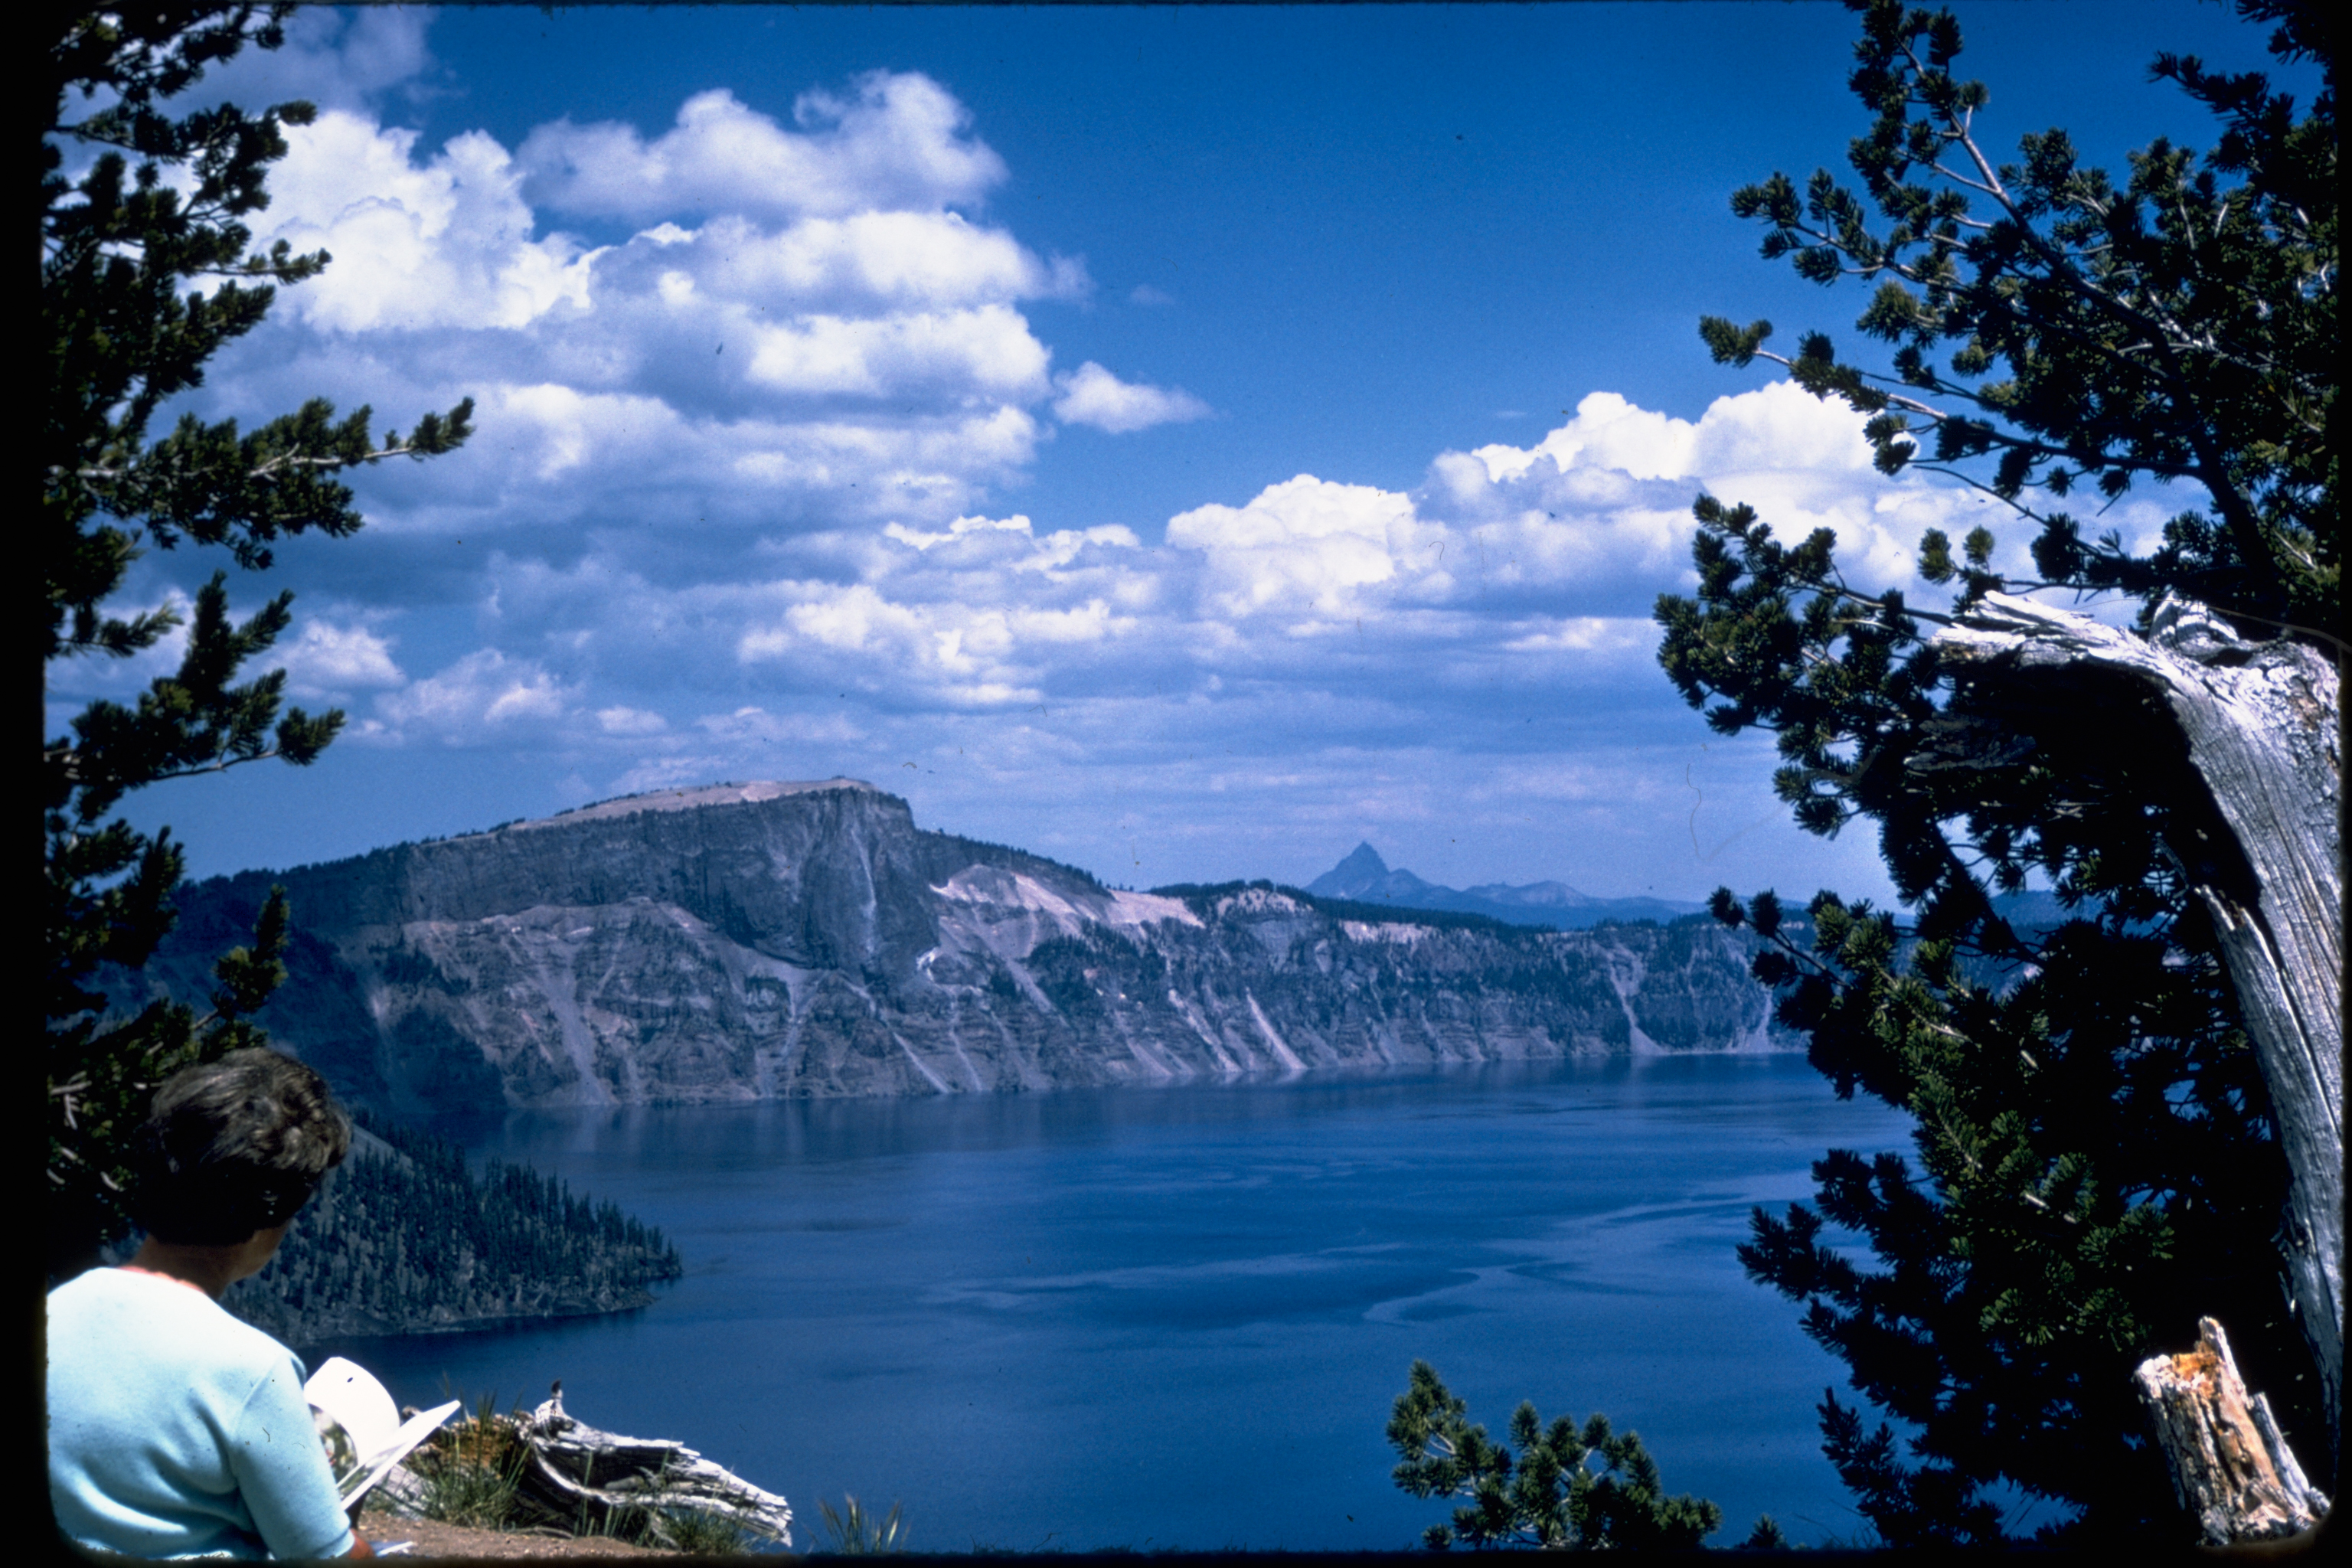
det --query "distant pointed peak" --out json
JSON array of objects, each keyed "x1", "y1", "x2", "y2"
[{"x1": 1307, "y1": 841, "x2": 1395, "y2": 898}]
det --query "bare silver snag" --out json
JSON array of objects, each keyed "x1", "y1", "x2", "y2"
[{"x1": 514, "y1": 1383, "x2": 795, "y2": 1548}]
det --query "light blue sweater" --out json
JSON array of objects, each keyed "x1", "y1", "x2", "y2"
[{"x1": 47, "y1": 1267, "x2": 355, "y2": 1560}]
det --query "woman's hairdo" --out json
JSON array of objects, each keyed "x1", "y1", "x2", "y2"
[{"x1": 129, "y1": 1048, "x2": 352, "y2": 1246}]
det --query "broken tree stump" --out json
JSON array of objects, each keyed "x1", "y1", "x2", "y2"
[
  {"x1": 514, "y1": 1380, "x2": 794, "y2": 1547},
  {"x1": 2135, "y1": 1318, "x2": 2330, "y2": 1545}
]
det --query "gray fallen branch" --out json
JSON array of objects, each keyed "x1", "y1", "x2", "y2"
[
  {"x1": 370, "y1": 1460, "x2": 430, "y2": 1519},
  {"x1": 1937, "y1": 591, "x2": 2343, "y2": 1457},
  {"x1": 513, "y1": 1382, "x2": 793, "y2": 1547},
  {"x1": 2135, "y1": 1317, "x2": 2330, "y2": 1545}
]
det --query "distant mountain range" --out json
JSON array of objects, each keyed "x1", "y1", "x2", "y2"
[{"x1": 1306, "y1": 844, "x2": 1706, "y2": 931}]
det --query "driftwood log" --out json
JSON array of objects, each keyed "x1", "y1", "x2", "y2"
[
  {"x1": 513, "y1": 1381, "x2": 794, "y2": 1547},
  {"x1": 1937, "y1": 592, "x2": 2343, "y2": 1462},
  {"x1": 2135, "y1": 1318, "x2": 2331, "y2": 1544}
]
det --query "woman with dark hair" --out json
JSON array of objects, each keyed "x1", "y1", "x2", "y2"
[{"x1": 47, "y1": 1048, "x2": 377, "y2": 1559}]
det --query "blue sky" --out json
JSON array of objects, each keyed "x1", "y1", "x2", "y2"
[{"x1": 67, "y1": 2, "x2": 2303, "y2": 901}]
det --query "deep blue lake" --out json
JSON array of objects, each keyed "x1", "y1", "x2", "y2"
[{"x1": 325, "y1": 1054, "x2": 1916, "y2": 1552}]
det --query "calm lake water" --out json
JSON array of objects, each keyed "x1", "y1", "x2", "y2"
[{"x1": 327, "y1": 1054, "x2": 1916, "y2": 1552}]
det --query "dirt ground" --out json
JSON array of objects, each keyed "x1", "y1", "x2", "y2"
[{"x1": 355, "y1": 1509, "x2": 695, "y2": 1559}]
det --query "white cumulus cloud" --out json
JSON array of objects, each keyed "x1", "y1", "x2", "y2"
[
  {"x1": 1410, "y1": 381, "x2": 1952, "y2": 603},
  {"x1": 734, "y1": 577, "x2": 1132, "y2": 710},
  {"x1": 277, "y1": 618, "x2": 406, "y2": 700},
  {"x1": 369, "y1": 649, "x2": 576, "y2": 743},
  {"x1": 226, "y1": 69, "x2": 1081, "y2": 542},
  {"x1": 517, "y1": 76, "x2": 1008, "y2": 223},
  {"x1": 182, "y1": 8, "x2": 436, "y2": 116},
  {"x1": 266, "y1": 112, "x2": 594, "y2": 333},
  {"x1": 744, "y1": 305, "x2": 1051, "y2": 400},
  {"x1": 596, "y1": 706, "x2": 668, "y2": 736},
  {"x1": 1168, "y1": 476, "x2": 1419, "y2": 618},
  {"x1": 672, "y1": 210, "x2": 1080, "y2": 310},
  {"x1": 1051, "y1": 362, "x2": 1212, "y2": 433}
]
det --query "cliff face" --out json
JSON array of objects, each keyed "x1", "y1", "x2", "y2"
[{"x1": 123, "y1": 780, "x2": 1793, "y2": 1114}]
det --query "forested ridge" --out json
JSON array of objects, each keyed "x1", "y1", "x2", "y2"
[{"x1": 221, "y1": 1113, "x2": 681, "y2": 1344}]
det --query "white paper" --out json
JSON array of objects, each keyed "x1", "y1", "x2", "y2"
[{"x1": 304, "y1": 1357, "x2": 462, "y2": 1507}]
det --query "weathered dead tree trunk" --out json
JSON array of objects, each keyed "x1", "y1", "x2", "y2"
[
  {"x1": 1936, "y1": 592, "x2": 2343, "y2": 1462},
  {"x1": 514, "y1": 1382, "x2": 794, "y2": 1547},
  {"x1": 2135, "y1": 1317, "x2": 2331, "y2": 1544}
]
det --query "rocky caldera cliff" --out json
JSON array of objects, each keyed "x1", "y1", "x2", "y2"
[{"x1": 123, "y1": 780, "x2": 1792, "y2": 1114}]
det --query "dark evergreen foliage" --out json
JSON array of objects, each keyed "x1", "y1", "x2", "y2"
[
  {"x1": 1655, "y1": 0, "x2": 2334, "y2": 1544},
  {"x1": 931, "y1": 832, "x2": 1108, "y2": 894},
  {"x1": 44, "y1": 3, "x2": 472, "y2": 1275},
  {"x1": 222, "y1": 1112, "x2": 682, "y2": 1344},
  {"x1": 1386, "y1": 1361, "x2": 1727, "y2": 1550},
  {"x1": 1694, "y1": 0, "x2": 2333, "y2": 639}
]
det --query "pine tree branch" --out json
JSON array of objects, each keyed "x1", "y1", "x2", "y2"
[{"x1": 62, "y1": 430, "x2": 456, "y2": 485}]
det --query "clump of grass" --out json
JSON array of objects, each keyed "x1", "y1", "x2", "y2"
[
  {"x1": 409, "y1": 1392, "x2": 530, "y2": 1530},
  {"x1": 818, "y1": 1494, "x2": 908, "y2": 1554},
  {"x1": 646, "y1": 1507, "x2": 755, "y2": 1555},
  {"x1": 565, "y1": 1468, "x2": 761, "y2": 1556}
]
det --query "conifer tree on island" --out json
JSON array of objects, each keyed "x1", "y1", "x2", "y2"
[
  {"x1": 44, "y1": 3, "x2": 472, "y2": 1277},
  {"x1": 1655, "y1": 0, "x2": 2336, "y2": 1544}
]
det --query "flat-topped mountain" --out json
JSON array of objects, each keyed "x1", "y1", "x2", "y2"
[
  {"x1": 1307, "y1": 843, "x2": 1707, "y2": 929},
  {"x1": 114, "y1": 781, "x2": 1792, "y2": 1114}
]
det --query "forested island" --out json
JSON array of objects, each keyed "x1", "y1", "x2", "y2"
[{"x1": 220, "y1": 1113, "x2": 681, "y2": 1345}]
